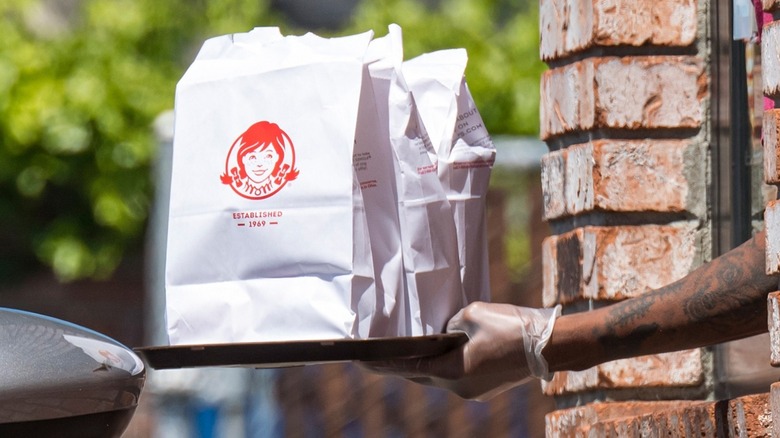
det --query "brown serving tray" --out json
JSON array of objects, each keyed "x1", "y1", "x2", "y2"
[{"x1": 135, "y1": 332, "x2": 468, "y2": 369}]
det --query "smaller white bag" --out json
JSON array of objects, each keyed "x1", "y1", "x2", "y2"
[
  {"x1": 404, "y1": 49, "x2": 496, "y2": 304},
  {"x1": 370, "y1": 25, "x2": 464, "y2": 335},
  {"x1": 352, "y1": 32, "x2": 408, "y2": 337}
]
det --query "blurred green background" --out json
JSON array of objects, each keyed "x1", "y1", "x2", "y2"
[
  {"x1": 0, "y1": 0, "x2": 544, "y2": 285},
  {"x1": 0, "y1": 1, "x2": 552, "y2": 436}
]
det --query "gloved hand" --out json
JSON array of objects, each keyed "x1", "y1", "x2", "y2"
[{"x1": 364, "y1": 302, "x2": 561, "y2": 401}]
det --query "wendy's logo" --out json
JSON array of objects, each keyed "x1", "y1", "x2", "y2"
[{"x1": 220, "y1": 121, "x2": 299, "y2": 200}]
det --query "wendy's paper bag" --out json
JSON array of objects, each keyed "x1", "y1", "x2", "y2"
[{"x1": 165, "y1": 30, "x2": 376, "y2": 345}]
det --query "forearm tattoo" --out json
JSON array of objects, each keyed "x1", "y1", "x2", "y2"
[
  {"x1": 597, "y1": 286, "x2": 676, "y2": 357},
  {"x1": 682, "y1": 246, "x2": 770, "y2": 335},
  {"x1": 594, "y1": 234, "x2": 775, "y2": 357}
]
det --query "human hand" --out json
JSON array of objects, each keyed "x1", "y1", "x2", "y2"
[{"x1": 364, "y1": 302, "x2": 560, "y2": 401}]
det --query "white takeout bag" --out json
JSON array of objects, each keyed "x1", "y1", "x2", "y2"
[
  {"x1": 351, "y1": 31, "x2": 408, "y2": 337},
  {"x1": 368, "y1": 25, "x2": 464, "y2": 335},
  {"x1": 165, "y1": 29, "x2": 376, "y2": 345},
  {"x1": 165, "y1": 25, "x2": 494, "y2": 346},
  {"x1": 403, "y1": 49, "x2": 496, "y2": 304}
]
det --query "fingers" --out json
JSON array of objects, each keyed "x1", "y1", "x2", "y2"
[
  {"x1": 445, "y1": 307, "x2": 467, "y2": 334},
  {"x1": 447, "y1": 302, "x2": 486, "y2": 335}
]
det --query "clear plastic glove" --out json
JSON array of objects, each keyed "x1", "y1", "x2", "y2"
[{"x1": 364, "y1": 302, "x2": 561, "y2": 401}]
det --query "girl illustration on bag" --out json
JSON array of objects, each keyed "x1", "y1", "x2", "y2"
[{"x1": 220, "y1": 121, "x2": 299, "y2": 200}]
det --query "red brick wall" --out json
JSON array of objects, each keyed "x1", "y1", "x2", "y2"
[
  {"x1": 766, "y1": 6, "x2": 780, "y2": 424},
  {"x1": 538, "y1": 0, "x2": 716, "y2": 431},
  {"x1": 539, "y1": 0, "x2": 708, "y2": 395},
  {"x1": 546, "y1": 394, "x2": 772, "y2": 437},
  {"x1": 540, "y1": 0, "x2": 780, "y2": 435},
  {"x1": 765, "y1": 16, "x2": 780, "y2": 285}
]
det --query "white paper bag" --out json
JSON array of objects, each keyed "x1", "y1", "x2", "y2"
[
  {"x1": 165, "y1": 30, "x2": 376, "y2": 345},
  {"x1": 369, "y1": 25, "x2": 464, "y2": 335},
  {"x1": 194, "y1": 27, "x2": 284, "y2": 60},
  {"x1": 351, "y1": 32, "x2": 408, "y2": 337},
  {"x1": 404, "y1": 49, "x2": 496, "y2": 304}
]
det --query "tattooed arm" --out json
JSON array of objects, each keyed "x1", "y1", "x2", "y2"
[
  {"x1": 365, "y1": 231, "x2": 777, "y2": 400},
  {"x1": 544, "y1": 231, "x2": 778, "y2": 372}
]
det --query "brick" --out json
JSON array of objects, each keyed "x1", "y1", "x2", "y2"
[
  {"x1": 588, "y1": 404, "x2": 718, "y2": 437},
  {"x1": 591, "y1": 396, "x2": 771, "y2": 437},
  {"x1": 539, "y1": 0, "x2": 697, "y2": 61},
  {"x1": 768, "y1": 291, "x2": 780, "y2": 366},
  {"x1": 591, "y1": 140, "x2": 705, "y2": 216},
  {"x1": 541, "y1": 151, "x2": 567, "y2": 219},
  {"x1": 764, "y1": 109, "x2": 780, "y2": 184},
  {"x1": 547, "y1": 394, "x2": 771, "y2": 437},
  {"x1": 542, "y1": 233, "x2": 558, "y2": 312},
  {"x1": 541, "y1": 140, "x2": 706, "y2": 220},
  {"x1": 545, "y1": 400, "x2": 712, "y2": 437},
  {"x1": 541, "y1": 349, "x2": 704, "y2": 396},
  {"x1": 539, "y1": 0, "x2": 593, "y2": 62},
  {"x1": 542, "y1": 224, "x2": 699, "y2": 307},
  {"x1": 725, "y1": 393, "x2": 772, "y2": 438},
  {"x1": 540, "y1": 60, "x2": 595, "y2": 139},
  {"x1": 763, "y1": 22, "x2": 780, "y2": 98},
  {"x1": 564, "y1": 142, "x2": 594, "y2": 215},
  {"x1": 765, "y1": 200, "x2": 780, "y2": 275},
  {"x1": 540, "y1": 57, "x2": 706, "y2": 140},
  {"x1": 772, "y1": 382, "x2": 780, "y2": 436}
]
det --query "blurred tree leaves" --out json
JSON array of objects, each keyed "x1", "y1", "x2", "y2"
[
  {"x1": 345, "y1": 0, "x2": 545, "y2": 135},
  {"x1": 0, "y1": 0, "x2": 543, "y2": 282},
  {"x1": 0, "y1": 0, "x2": 282, "y2": 281}
]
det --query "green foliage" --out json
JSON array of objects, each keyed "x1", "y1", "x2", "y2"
[
  {"x1": 0, "y1": 0, "x2": 281, "y2": 281},
  {"x1": 0, "y1": 0, "x2": 542, "y2": 282},
  {"x1": 345, "y1": 0, "x2": 545, "y2": 135}
]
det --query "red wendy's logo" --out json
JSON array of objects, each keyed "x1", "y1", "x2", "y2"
[{"x1": 220, "y1": 121, "x2": 299, "y2": 200}]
